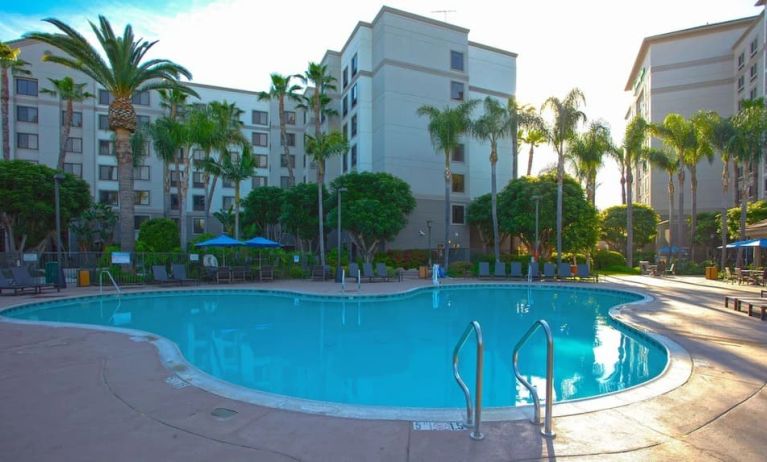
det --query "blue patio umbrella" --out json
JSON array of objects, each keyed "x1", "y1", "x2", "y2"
[
  {"x1": 194, "y1": 234, "x2": 244, "y2": 266},
  {"x1": 244, "y1": 236, "x2": 282, "y2": 266}
]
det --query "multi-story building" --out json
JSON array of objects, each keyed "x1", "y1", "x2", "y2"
[{"x1": 2, "y1": 6, "x2": 517, "y2": 253}]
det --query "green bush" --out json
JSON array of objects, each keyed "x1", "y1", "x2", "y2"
[
  {"x1": 634, "y1": 250, "x2": 656, "y2": 263},
  {"x1": 448, "y1": 261, "x2": 473, "y2": 277},
  {"x1": 675, "y1": 261, "x2": 705, "y2": 275},
  {"x1": 287, "y1": 266, "x2": 307, "y2": 279},
  {"x1": 136, "y1": 218, "x2": 180, "y2": 252},
  {"x1": 593, "y1": 250, "x2": 626, "y2": 270},
  {"x1": 602, "y1": 265, "x2": 641, "y2": 275},
  {"x1": 377, "y1": 249, "x2": 429, "y2": 269}
]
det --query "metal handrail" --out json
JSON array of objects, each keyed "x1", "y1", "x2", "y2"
[
  {"x1": 452, "y1": 321, "x2": 484, "y2": 441},
  {"x1": 99, "y1": 270, "x2": 121, "y2": 295},
  {"x1": 512, "y1": 319, "x2": 555, "y2": 438}
]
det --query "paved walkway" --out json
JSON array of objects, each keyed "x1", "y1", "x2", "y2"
[{"x1": 0, "y1": 275, "x2": 765, "y2": 461}]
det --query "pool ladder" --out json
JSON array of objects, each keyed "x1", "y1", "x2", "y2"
[
  {"x1": 453, "y1": 321, "x2": 484, "y2": 440},
  {"x1": 99, "y1": 270, "x2": 121, "y2": 295}
]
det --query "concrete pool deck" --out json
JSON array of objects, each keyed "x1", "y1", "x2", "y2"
[{"x1": 0, "y1": 275, "x2": 765, "y2": 461}]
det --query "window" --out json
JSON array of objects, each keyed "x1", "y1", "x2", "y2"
[
  {"x1": 351, "y1": 114, "x2": 358, "y2": 137},
  {"x1": 252, "y1": 110, "x2": 268, "y2": 126},
  {"x1": 738, "y1": 75, "x2": 745, "y2": 92},
  {"x1": 452, "y1": 144, "x2": 465, "y2": 162},
  {"x1": 281, "y1": 154, "x2": 296, "y2": 168},
  {"x1": 192, "y1": 172, "x2": 205, "y2": 188},
  {"x1": 222, "y1": 196, "x2": 235, "y2": 210},
  {"x1": 16, "y1": 106, "x2": 38, "y2": 123},
  {"x1": 63, "y1": 163, "x2": 82, "y2": 177},
  {"x1": 738, "y1": 52, "x2": 745, "y2": 69},
  {"x1": 451, "y1": 81, "x2": 465, "y2": 100},
  {"x1": 170, "y1": 193, "x2": 179, "y2": 210},
  {"x1": 342, "y1": 66, "x2": 349, "y2": 88},
  {"x1": 193, "y1": 195, "x2": 206, "y2": 211},
  {"x1": 343, "y1": 123, "x2": 348, "y2": 140},
  {"x1": 99, "y1": 165, "x2": 118, "y2": 181},
  {"x1": 192, "y1": 149, "x2": 205, "y2": 161},
  {"x1": 452, "y1": 204, "x2": 465, "y2": 224},
  {"x1": 351, "y1": 84, "x2": 358, "y2": 107},
  {"x1": 351, "y1": 53, "x2": 358, "y2": 76},
  {"x1": 99, "y1": 140, "x2": 114, "y2": 156},
  {"x1": 222, "y1": 178, "x2": 234, "y2": 188},
  {"x1": 99, "y1": 190, "x2": 119, "y2": 205},
  {"x1": 751, "y1": 38, "x2": 758, "y2": 56},
  {"x1": 252, "y1": 132, "x2": 268, "y2": 147},
  {"x1": 281, "y1": 133, "x2": 296, "y2": 147},
  {"x1": 170, "y1": 170, "x2": 181, "y2": 187},
  {"x1": 254, "y1": 155, "x2": 268, "y2": 168},
  {"x1": 64, "y1": 111, "x2": 83, "y2": 127},
  {"x1": 284, "y1": 111, "x2": 296, "y2": 125},
  {"x1": 342, "y1": 95, "x2": 348, "y2": 116},
  {"x1": 193, "y1": 218, "x2": 206, "y2": 234},
  {"x1": 280, "y1": 176, "x2": 295, "y2": 188},
  {"x1": 452, "y1": 174, "x2": 465, "y2": 193},
  {"x1": 65, "y1": 137, "x2": 82, "y2": 153},
  {"x1": 750, "y1": 64, "x2": 758, "y2": 81},
  {"x1": 135, "y1": 191, "x2": 150, "y2": 206},
  {"x1": 137, "y1": 115, "x2": 150, "y2": 127},
  {"x1": 98, "y1": 90, "x2": 112, "y2": 105},
  {"x1": 16, "y1": 78, "x2": 37, "y2": 96},
  {"x1": 96, "y1": 114, "x2": 108, "y2": 130},
  {"x1": 351, "y1": 145, "x2": 357, "y2": 168},
  {"x1": 16, "y1": 133, "x2": 38, "y2": 150},
  {"x1": 252, "y1": 176, "x2": 267, "y2": 188},
  {"x1": 134, "y1": 215, "x2": 150, "y2": 230},
  {"x1": 131, "y1": 90, "x2": 150, "y2": 106},
  {"x1": 751, "y1": 87, "x2": 758, "y2": 100},
  {"x1": 343, "y1": 152, "x2": 348, "y2": 173},
  {"x1": 450, "y1": 50, "x2": 464, "y2": 71},
  {"x1": 134, "y1": 165, "x2": 150, "y2": 180}
]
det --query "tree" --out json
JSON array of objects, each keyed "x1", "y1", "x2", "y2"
[
  {"x1": 687, "y1": 110, "x2": 717, "y2": 261},
  {"x1": 40, "y1": 77, "x2": 94, "y2": 170},
  {"x1": 505, "y1": 97, "x2": 542, "y2": 179},
  {"x1": 199, "y1": 144, "x2": 256, "y2": 239},
  {"x1": 157, "y1": 85, "x2": 196, "y2": 217},
  {"x1": 280, "y1": 182, "x2": 326, "y2": 252},
  {"x1": 693, "y1": 211, "x2": 721, "y2": 260},
  {"x1": 213, "y1": 207, "x2": 236, "y2": 236},
  {"x1": 0, "y1": 160, "x2": 90, "y2": 254},
  {"x1": 567, "y1": 121, "x2": 612, "y2": 206},
  {"x1": 417, "y1": 100, "x2": 478, "y2": 270},
  {"x1": 242, "y1": 186, "x2": 284, "y2": 240},
  {"x1": 647, "y1": 149, "x2": 679, "y2": 261},
  {"x1": 136, "y1": 218, "x2": 180, "y2": 252},
  {"x1": 26, "y1": 16, "x2": 194, "y2": 251},
  {"x1": 520, "y1": 128, "x2": 547, "y2": 177},
  {"x1": 724, "y1": 200, "x2": 767, "y2": 240},
  {"x1": 1, "y1": 41, "x2": 30, "y2": 160},
  {"x1": 467, "y1": 194, "x2": 510, "y2": 252},
  {"x1": 599, "y1": 204, "x2": 659, "y2": 254},
  {"x1": 542, "y1": 88, "x2": 587, "y2": 267},
  {"x1": 326, "y1": 172, "x2": 416, "y2": 263},
  {"x1": 299, "y1": 62, "x2": 337, "y2": 138},
  {"x1": 706, "y1": 114, "x2": 737, "y2": 269},
  {"x1": 258, "y1": 73, "x2": 302, "y2": 182},
  {"x1": 305, "y1": 131, "x2": 349, "y2": 267},
  {"x1": 608, "y1": 143, "x2": 628, "y2": 205},
  {"x1": 69, "y1": 203, "x2": 117, "y2": 251}
]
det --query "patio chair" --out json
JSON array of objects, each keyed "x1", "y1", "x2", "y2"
[
  {"x1": 348, "y1": 263, "x2": 360, "y2": 283},
  {"x1": 171, "y1": 264, "x2": 199, "y2": 285},
  {"x1": 724, "y1": 267, "x2": 734, "y2": 284},
  {"x1": 216, "y1": 267, "x2": 233, "y2": 284},
  {"x1": 375, "y1": 263, "x2": 390, "y2": 282},
  {"x1": 509, "y1": 261, "x2": 523, "y2": 279},
  {"x1": 576, "y1": 263, "x2": 598, "y2": 282},
  {"x1": 528, "y1": 262, "x2": 539, "y2": 280},
  {"x1": 259, "y1": 265, "x2": 274, "y2": 282},
  {"x1": 152, "y1": 266, "x2": 181, "y2": 286},
  {"x1": 477, "y1": 261, "x2": 491, "y2": 279},
  {"x1": 362, "y1": 263, "x2": 376, "y2": 282},
  {"x1": 311, "y1": 265, "x2": 327, "y2": 281},
  {"x1": 665, "y1": 263, "x2": 676, "y2": 276},
  {"x1": 494, "y1": 262, "x2": 507, "y2": 279},
  {"x1": 11, "y1": 266, "x2": 59, "y2": 293},
  {"x1": 543, "y1": 263, "x2": 556, "y2": 280},
  {"x1": 558, "y1": 262, "x2": 572, "y2": 281},
  {"x1": 0, "y1": 270, "x2": 38, "y2": 295}
]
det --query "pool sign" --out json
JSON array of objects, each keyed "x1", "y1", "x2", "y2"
[
  {"x1": 111, "y1": 252, "x2": 131, "y2": 264},
  {"x1": 293, "y1": 255, "x2": 300, "y2": 263},
  {"x1": 189, "y1": 254, "x2": 199, "y2": 262},
  {"x1": 22, "y1": 253, "x2": 38, "y2": 262}
]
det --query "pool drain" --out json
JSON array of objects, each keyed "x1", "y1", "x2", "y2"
[{"x1": 211, "y1": 407, "x2": 238, "y2": 419}]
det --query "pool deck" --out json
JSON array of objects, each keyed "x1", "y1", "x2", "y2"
[{"x1": 0, "y1": 275, "x2": 765, "y2": 461}]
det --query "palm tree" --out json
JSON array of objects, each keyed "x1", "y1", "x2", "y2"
[
  {"x1": 258, "y1": 73, "x2": 302, "y2": 181},
  {"x1": 41, "y1": 77, "x2": 94, "y2": 170},
  {"x1": 608, "y1": 144, "x2": 628, "y2": 204},
  {"x1": 621, "y1": 116, "x2": 656, "y2": 268},
  {"x1": 567, "y1": 121, "x2": 611, "y2": 206},
  {"x1": 687, "y1": 111, "x2": 717, "y2": 262},
  {"x1": 1, "y1": 41, "x2": 30, "y2": 160},
  {"x1": 542, "y1": 88, "x2": 586, "y2": 266},
  {"x1": 157, "y1": 86, "x2": 195, "y2": 217},
  {"x1": 304, "y1": 131, "x2": 349, "y2": 268},
  {"x1": 706, "y1": 115, "x2": 737, "y2": 269},
  {"x1": 417, "y1": 100, "x2": 478, "y2": 270},
  {"x1": 647, "y1": 149, "x2": 679, "y2": 263},
  {"x1": 200, "y1": 144, "x2": 256, "y2": 240},
  {"x1": 26, "y1": 16, "x2": 193, "y2": 251},
  {"x1": 299, "y1": 62, "x2": 337, "y2": 138},
  {"x1": 506, "y1": 97, "x2": 541, "y2": 178},
  {"x1": 520, "y1": 128, "x2": 547, "y2": 177}
]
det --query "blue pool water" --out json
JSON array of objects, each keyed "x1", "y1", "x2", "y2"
[{"x1": 2, "y1": 286, "x2": 666, "y2": 409}]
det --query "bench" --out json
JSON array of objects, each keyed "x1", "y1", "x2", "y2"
[{"x1": 724, "y1": 296, "x2": 767, "y2": 320}]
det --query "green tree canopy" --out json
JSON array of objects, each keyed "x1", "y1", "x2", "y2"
[
  {"x1": 467, "y1": 193, "x2": 509, "y2": 250},
  {"x1": 136, "y1": 218, "x2": 180, "y2": 252},
  {"x1": 724, "y1": 200, "x2": 767, "y2": 240},
  {"x1": 242, "y1": 186, "x2": 285, "y2": 239},
  {"x1": 280, "y1": 182, "x2": 326, "y2": 250},
  {"x1": 327, "y1": 172, "x2": 416, "y2": 263},
  {"x1": 599, "y1": 204, "x2": 659, "y2": 253}
]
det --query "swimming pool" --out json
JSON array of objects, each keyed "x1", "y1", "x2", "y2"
[{"x1": 2, "y1": 285, "x2": 666, "y2": 411}]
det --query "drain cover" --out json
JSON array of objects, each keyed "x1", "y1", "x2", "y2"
[{"x1": 211, "y1": 407, "x2": 238, "y2": 419}]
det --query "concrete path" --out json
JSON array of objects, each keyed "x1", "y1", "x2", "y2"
[{"x1": 0, "y1": 275, "x2": 765, "y2": 461}]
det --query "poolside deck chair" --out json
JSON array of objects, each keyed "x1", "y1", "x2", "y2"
[
  {"x1": 259, "y1": 265, "x2": 274, "y2": 281},
  {"x1": 152, "y1": 266, "x2": 181, "y2": 286},
  {"x1": 311, "y1": 265, "x2": 327, "y2": 281},
  {"x1": 477, "y1": 262, "x2": 491, "y2": 279},
  {"x1": 171, "y1": 264, "x2": 199, "y2": 285},
  {"x1": 375, "y1": 263, "x2": 390, "y2": 282},
  {"x1": 543, "y1": 263, "x2": 556, "y2": 280},
  {"x1": 724, "y1": 267, "x2": 735, "y2": 284},
  {"x1": 558, "y1": 262, "x2": 572, "y2": 281},
  {"x1": 528, "y1": 262, "x2": 539, "y2": 280},
  {"x1": 362, "y1": 263, "x2": 376, "y2": 282},
  {"x1": 509, "y1": 261, "x2": 523, "y2": 279},
  {"x1": 665, "y1": 263, "x2": 676, "y2": 276},
  {"x1": 0, "y1": 271, "x2": 38, "y2": 295},
  {"x1": 348, "y1": 263, "x2": 360, "y2": 283},
  {"x1": 216, "y1": 267, "x2": 233, "y2": 283},
  {"x1": 494, "y1": 262, "x2": 507, "y2": 279},
  {"x1": 11, "y1": 266, "x2": 59, "y2": 293},
  {"x1": 576, "y1": 263, "x2": 598, "y2": 282}
]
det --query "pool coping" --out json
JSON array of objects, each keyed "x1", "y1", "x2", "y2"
[{"x1": 0, "y1": 282, "x2": 692, "y2": 422}]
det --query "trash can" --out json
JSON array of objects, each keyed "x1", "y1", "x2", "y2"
[
  {"x1": 45, "y1": 262, "x2": 59, "y2": 283},
  {"x1": 705, "y1": 267, "x2": 718, "y2": 280},
  {"x1": 79, "y1": 269, "x2": 91, "y2": 287},
  {"x1": 419, "y1": 266, "x2": 428, "y2": 279}
]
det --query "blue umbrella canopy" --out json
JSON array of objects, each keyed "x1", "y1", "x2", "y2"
[
  {"x1": 244, "y1": 236, "x2": 281, "y2": 248},
  {"x1": 194, "y1": 234, "x2": 244, "y2": 247}
]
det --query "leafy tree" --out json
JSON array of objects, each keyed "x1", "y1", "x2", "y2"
[
  {"x1": 40, "y1": 76, "x2": 94, "y2": 170},
  {"x1": 599, "y1": 204, "x2": 659, "y2": 253},
  {"x1": 724, "y1": 200, "x2": 767, "y2": 240},
  {"x1": 567, "y1": 121, "x2": 612, "y2": 205},
  {"x1": 213, "y1": 207, "x2": 235, "y2": 236},
  {"x1": 647, "y1": 149, "x2": 679, "y2": 260},
  {"x1": 242, "y1": 186, "x2": 284, "y2": 240},
  {"x1": 298, "y1": 62, "x2": 337, "y2": 138},
  {"x1": 136, "y1": 218, "x2": 180, "y2": 252},
  {"x1": 693, "y1": 211, "x2": 721, "y2": 259},
  {"x1": 258, "y1": 73, "x2": 302, "y2": 181},
  {"x1": 280, "y1": 182, "x2": 326, "y2": 252},
  {"x1": 705, "y1": 114, "x2": 737, "y2": 269},
  {"x1": 0, "y1": 160, "x2": 90, "y2": 253},
  {"x1": 520, "y1": 127, "x2": 547, "y2": 177},
  {"x1": 157, "y1": 85, "x2": 196, "y2": 216},
  {"x1": 1, "y1": 41, "x2": 29, "y2": 160},
  {"x1": 27, "y1": 16, "x2": 194, "y2": 251},
  {"x1": 199, "y1": 145, "x2": 256, "y2": 239},
  {"x1": 326, "y1": 172, "x2": 416, "y2": 263},
  {"x1": 467, "y1": 193, "x2": 510, "y2": 252},
  {"x1": 69, "y1": 203, "x2": 117, "y2": 251}
]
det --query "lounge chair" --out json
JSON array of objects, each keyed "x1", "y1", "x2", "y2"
[
  {"x1": 0, "y1": 271, "x2": 38, "y2": 295},
  {"x1": 11, "y1": 266, "x2": 59, "y2": 293},
  {"x1": 152, "y1": 266, "x2": 181, "y2": 286},
  {"x1": 477, "y1": 262, "x2": 491, "y2": 279},
  {"x1": 494, "y1": 262, "x2": 507, "y2": 279},
  {"x1": 216, "y1": 267, "x2": 233, "y2": 283},
  {"x1": 509, "y1": 261, "x2": 523, "y2": 279},
  {"x1": 311, "y1": 265, "x2": 327, "y2": 281},
  {"x1": 528, "y1": 262, "x2": 539, "y2": 280},
  {"x1": 665, "y1": 263, "x2": 676, "y2": 276},
  {"x1": 375, "y1": 263, "x2": 390, "y2": 281},
  {"x1": 171, "y1": 264, "x2": 199, "y2": 285},
  {"x1": 724, "y1": 267, "x2": 734, "y2": 284},
  {"x1": 259, "y1": 265, "x2": 274, "y2": 281},
  {"x1": 348, "y1": 263, "x2": 360, "y2": 283},
  {"x1": 362, "y1": 263, "x2": 376, "y2": 282},
  {"x1": 558, "y1": 262, "x2": 572, "y2": 281},
  {"x1": 576, "y1": 263, "x2": 598, "y2": 282},
  {"x1": 543, "y1": 263, "x2": 556, "y2": 280}
]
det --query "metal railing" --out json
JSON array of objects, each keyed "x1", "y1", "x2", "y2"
[
  {"x1": 452, "y1": 320, "x2": 484, "y2": 441},
  {"x1": 99, "y1": 270, "x2": 121, "y2": 295},
  {"x1": 512, "y1": 319, "x2": 555, "y2": 438}
]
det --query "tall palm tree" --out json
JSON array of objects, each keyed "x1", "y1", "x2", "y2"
[
  {"x1": 687, "y1": 111, "x2": 717, "y2": 262},
  {"x1": 417, "y1": 100, "x2": 478, "y2": 270},
  {"x1": 567, "y1": 121, "x2": 611, "y2": 206},
  {"x1": 304, "y1": 131, "x2": 349, "y2": 268},
  {"x1": 1, "y1": 41, "x2": 30, "y2": 160},
  {"x1": 26, "y1": 16, "x2": 193, "y2": 251},
  {"x1": 157, "y1": 86, "x2": 195, "y2": 217},
  {"x1": 472, "y1": 97, "x2": 516, "y2": 263},
  {"x1": 706, "y1": 115, "x2": 737, "y2": 269},
  {"x1": 41, "y1": 77, "x2": 94, "y2": 170},
  {"x1": 647, "y1": 149, "x2": 679, "y2": 263},
  {"x1": 258, "y1": 73, "x2": 302, "y2": 181},
  {"x1": 621, "y1": 116, "x2": 656, "y2": 268},
  {"x1": 542, "y1": 88, "x2": 586, "y2": 266},
  {"x1": 521, "y1": 128, "x2": 547, "y2": 177},
  {"x1": 506, "y1": 97, "x2": 541, "y2": 178},
  {"x1": 299, "y1": 62, "x2": 337, "y2": 138},
  {"x1": 608, "y1": 143, "x2": 628, "y2": 204},
  {"x1": 200, "y1": 144, "x2": 256, "y2": 240}
]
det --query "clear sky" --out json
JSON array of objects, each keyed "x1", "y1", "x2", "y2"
[{"x1": 0, "y1": 0, "x2": 761, "y2": 209}]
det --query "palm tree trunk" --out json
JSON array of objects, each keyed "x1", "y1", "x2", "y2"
[
  {"x1": 234, "y1": 182, "x2": 241, "y2": 240},
  {"x1": 720, "y1": 161, "x2": 729, "y2": 270},
  {"x1": 115, "y1": 128, "x2": 135, "y2": 252},
  {"x1": 556, "y1": 142, "x2": 564, "y2": 267},
  {"x1": 490, "y1": 145, "x2": 500, "y2": 263},
  {"x1": 620, "y1": 164, "x2": 626, "y2": 205},
  {"x1": 1, "y1": 68, "x2": 10, "y2": 160},
  {"x1": 205, "y1": 175, "x2": 219, "y2": 233},
  {"x1": 667, "y1": 176, "x2": 675, "y2": 263},
  {"x1": 178, "y1": 158, "x2": 189, "y2": 248},
  {"x1": 58, "y1": 99, "x2": 73, "y2": 170},
  {"x1": 526, "y1": 145, "x2": 535, "y2": 177},
  {"x1": 690, "y1": 165, "x2": 698, "y2": 262},
  {"x1": 444, "y1": 150, "x2": 451, "y2": 270},
  {"x1": 627, "y1": 165, "x2": 634, "y2": 268},
  {"x1": 317, "y1": 162, "x2": 326, "y2": 268},
  {"x1": 279, "y1": 96, "x2": 294, "y2": 182},
  {"x1": 511, "y1": 126, "x2": 519, "y2": 179},
  {"x1": 737, "y1": 162, "x2": 750, "y2": 267},
  {"x1": 677, "y1": 170, "x2": 685, "y2": 260},
  {"x1": 162, "y1": 162, "x2": 170, "y2": 218}
]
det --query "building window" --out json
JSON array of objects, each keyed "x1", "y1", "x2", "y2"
[
  {"x1": 192, "y1": 195, "x2": 206, "y2": 211},
  {"x1": 750, "y1": 87, "x2": 758, "y2": 100},
  {"x1": 351, "y1": 53, "x2": 358, "y2": 76},
  {"x1": 170, "y1": 193, "x2": 179, "y2": 210},
  {"x1": 452, "y1": 174, "x2": 465, "y2": 193},
  {"x1": 351, "y1": 84, "x2": 358, "y2": 107},
  {"x1": 65, "y1": 137, "x2": 82, "y2": 153},
  {"x1": 342, "y1": 95, "x2": 348, "y2": 116},
  {"x1": 252, "y1": 132, "x2": 268, "y2": 147},
  {"x1": 99, "y1": 165, "x2": 118, "y2": 181},
  {"x1": 284, "y1": 111, "x2": 296, "y2": 125},
  {"x1": 750, "y1": 64, "x2": 758, "y2": 81},
  {"x1": 63, "y1": 163, "x2": 82, "y2": 177},
  {"x1": 137, "y1": 115, "x2": 150, "y2": 127},
  {"x1": 351, "y1": 114, "x2": 358, "y2": 137},
  {"x1": 193, "y1": 218, "x2": 205, "y2": 234},
  {"x1": 134, "y1": 165, "x2": 150, "y2": 181},
  {"x1": 98, "y1": 90, "x2": 112, "y2": 105},
  {"x1": 751, "y1": 38, "x2": 758, "y2": 56},
  {"x1": 280, "y1": 176, "x2": 295, "y2": 188},
  {"x1": 63, "y1": 111, "x2": 83, "y2": 127},
  {"x1": 452, "y1": 204, "x2": 465, "y2": 224},
  {"x1": 281, "y1": 154, "x2": 296, "y2": 168},
  {"x1": 192, "y1": 149, "x2": 205, "y2": 162},
  {"x1": 222, "y1": 196, "x2": 235, "y2": 210},
  {"x1": 252, "y1": 110, "x2": 268, "y2": 126},
  {"x1": 135, "y1": 191, "x2": 150, "y2": 206},
  {"x1": 738, "y1": 52, "x2": 745, "y2": 69},
  {"x1": 450, "y1": 50, "x2": 464, "y2": 71},
  {"x1": 281, "y1": 133, "x2": 296, "y2": 147},
  {"x1": 222, "y1": 178, "x2": 234, "y2": 189},
  {"x1": 98, "y1": 140, "x2": 114, "y2": 156},
  {"x1": 170, "y1": 170, "x2": 181, "y2": 187},
  {"x1": 252, "y1": 176, "x2": 267, "y2": 188},
  {"x1": 254, "y1": 155, "x2": 268, "y2": 168},
  {"x1": 16, "y1": 106, "x2": 38, "y2": 123},
  {"x1": 342, "y1": 66, "x2": 349, "y2": 88},
  {"x1": 16, "y1": 78, "x2": 38, "y2": 96},
  {"x1": 131, "y1": 90, "x2": 150, "y2": 106},
  {"x1": 134, "y1": 215, "x2": 150, "y2": 230},
  {"x1": 451, "y1": 81, "x2": 465, "y2": 101},
  {"x1": 16, "y1": 133, "x2": 38, "y2": 150},
  {"x1": 192, "y1": 172, "x2": 205, "y2": 188},
  {"x1": 738, "y1": 75, "x2": 745, "y2": 92},
  {"x1": 99, "y1": 190, "x2": 119, "y2": 205},
  {"x1": 452, "y1": 144, "x2": 465, "y2": 162},
  {"x1": 343, "y1": 123, "x2": 348, "y2": 140},
  {"x1": 343, "y1": 152, "x2": 348, "y2": 173},
  {"x1": 98, "y1": 114, "x2": 109, "y2": 130},
  {"x1": 351, "y1": 144, "x2": 357, "y2": 168}
]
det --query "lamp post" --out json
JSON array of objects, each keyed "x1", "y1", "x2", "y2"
[
  {"x1": 335, "y1": 187, "x2": 348, "y2": 283},
  {"x1": 54, "y1": 173, "x2": 66, "y2": 289},
  {"x1": 426, "y1": 220, "x2": 433, "y2": 267},
  {"x1": 532, "y1": 195, "x2": 541, "y2": 262}
]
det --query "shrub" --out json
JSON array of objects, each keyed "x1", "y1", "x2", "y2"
[
  {"x1": 288, "y1": 266, "x2": 307, "y2": 279},
  {"x1": 136, "y1": 218, "x2": 180, "y2": 252},
  {"x1": 377, "y1": 249, "x2": 429, "y2": 269},
  {"x1": 448, "y1": 261, "x2": 473, "y2": 277},
  {"x1": 593, "y1": 250, "x2": 626, "y2": 270},
  {"x1": 675, "y1": 261, "x2": 705, "y2": 275},
  {"x1": 602, "y1": 265, "x2": 641, "y2": 274}
]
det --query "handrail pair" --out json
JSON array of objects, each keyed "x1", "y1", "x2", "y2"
[
  {"x1": 453, "y1": 321, "x2": 484, "y2": 440},
  {"x1": 99, "y1": 270, "x2": 121, "y2": 295}
]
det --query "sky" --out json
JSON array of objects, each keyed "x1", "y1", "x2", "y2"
[{"x1": 0, "y1": 0, "x2": 762, "y2": 210}]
